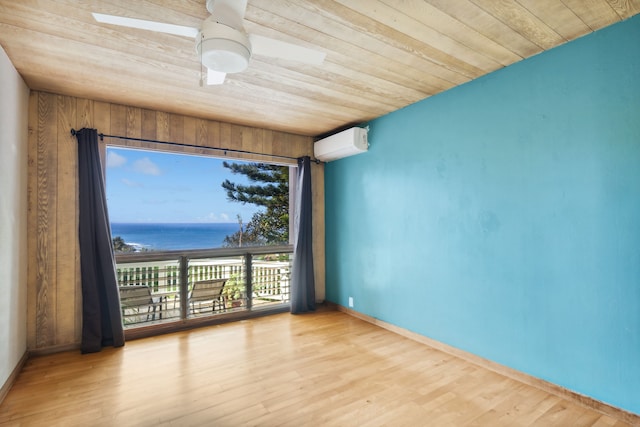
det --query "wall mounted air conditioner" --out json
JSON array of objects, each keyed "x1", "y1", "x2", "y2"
[{"x1": 314, "y1": 127, "x2": 369, "y2": 162}]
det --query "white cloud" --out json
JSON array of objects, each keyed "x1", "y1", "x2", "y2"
[
  {"x1": 121, "y1": 178, "x2": 143, "y2": 188},
  {"x1": 133, "y1": 157, "x2": 161, "y2": 175},
  {"x1": 107, "y1": 151, "x2": 127, "y2": 168},
  {"x1": 201, "y1": 212, "x2": 231, "y2": 222}
]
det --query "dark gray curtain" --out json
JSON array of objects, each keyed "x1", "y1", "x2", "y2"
[
  {"x1": 290, "y1": 156, "x2": 315, "y2": 313},
  {"x1": 75, "y1": 128, "x2": 124, "y2": 353}
]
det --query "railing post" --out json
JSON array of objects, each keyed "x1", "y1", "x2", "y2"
[
  {"x1": 180, "y1": 256, "x2": 189, "y2": 319},
  {"x1": 245, "y1": 253, "x2": 252, "y2": 310}
]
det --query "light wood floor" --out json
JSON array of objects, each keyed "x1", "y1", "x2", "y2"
[{"x1": 0, "y1": 310, "x2": 632, "y2": 427}]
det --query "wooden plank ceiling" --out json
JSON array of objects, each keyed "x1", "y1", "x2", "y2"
[{"x1": 0, "y1": 0, "x2": 638, "y2": 137}]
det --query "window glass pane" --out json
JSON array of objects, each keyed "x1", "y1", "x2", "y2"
[
  {"x1": 106, "y1": 146, "x2": 292, "y2": 251},
  {"x1": 116, "y1": 258, "x2": 181, "y2": 325}
]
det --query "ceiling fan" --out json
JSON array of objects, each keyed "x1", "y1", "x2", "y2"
[{"x1": 92, "y1": 0, "x2": 326, "y2": 85}]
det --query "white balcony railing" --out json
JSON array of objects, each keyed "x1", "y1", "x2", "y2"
[{"x1": 115, "y1": 246, "x2": 293, "y2": 328}]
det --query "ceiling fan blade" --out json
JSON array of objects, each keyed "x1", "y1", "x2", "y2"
[
  {"x1": 92, "y1": 13, "x2": 199, "y2": 38},
  {"x1": 249, "y1": 34, "x2": 326, "y2": 65},
  {"x1": 206, "y1": 0, "x2": 248, "y2": 30},
  {"x1": 207, "y1": 68, "x2": 227, "y2": 85}
]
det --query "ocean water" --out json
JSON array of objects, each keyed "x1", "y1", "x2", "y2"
[{"x1": 111, "y1": 223, "x2": 239, "y2": 251}]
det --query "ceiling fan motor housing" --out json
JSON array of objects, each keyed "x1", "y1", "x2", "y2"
[{"x1": 196, "y1": 17, "x2": 251, "y2": 74}]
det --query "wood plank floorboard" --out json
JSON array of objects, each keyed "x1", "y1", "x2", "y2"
[{"x1": 0, "y1": 310, "x2": 632, "y2": 427}]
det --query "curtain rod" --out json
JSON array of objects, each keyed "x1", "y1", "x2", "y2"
[{"x1": 70, "y1": 128, "x2": 319, "y2": 163}]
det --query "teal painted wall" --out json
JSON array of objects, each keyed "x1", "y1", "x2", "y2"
[{"x1": 325, "y1": 16, "x2": 640, "y2": 414}]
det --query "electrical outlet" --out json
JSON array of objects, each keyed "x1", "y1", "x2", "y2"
[{"x1": 348, "y1": 297, "x2": 354, "y2": 308}]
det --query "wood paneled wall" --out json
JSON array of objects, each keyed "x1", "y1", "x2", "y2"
[{"x1": 27, "y1": 91, "x2": 324, "y2": 352}]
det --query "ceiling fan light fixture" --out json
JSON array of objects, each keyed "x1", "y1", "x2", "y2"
[
  {"x1": 197, "y1": 19, "x2": 251, "y2": 74},
  {"x1": 198, "y1": 37, "x2": 250, "y2": 73}
]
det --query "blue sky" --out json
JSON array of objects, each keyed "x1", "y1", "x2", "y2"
[{"x1": 106, "y1": 147, "x2": 262, "y2": 223}]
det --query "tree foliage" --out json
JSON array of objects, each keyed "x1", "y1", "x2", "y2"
[
  {"x1": 112, "y1": 236, "x2": 135, "y2": 253},
  {"x1": 221, "y1": 162, "x2": 289, "y2": 247}
]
